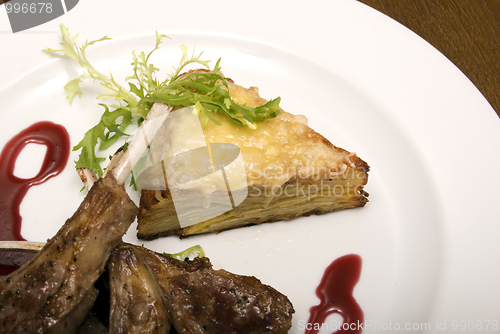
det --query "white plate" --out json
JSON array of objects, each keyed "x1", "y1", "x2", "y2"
[{"x1": 1, "y1": 0, "x2": 499, "y2": 333}]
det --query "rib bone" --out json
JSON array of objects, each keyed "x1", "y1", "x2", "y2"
[{"x1": 112, "y1": 103, "x2": 171, "y2": 184}]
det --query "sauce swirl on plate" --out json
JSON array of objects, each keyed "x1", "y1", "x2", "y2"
[{"x1": 0, "y1": 121, "x2": 70, "y2": 241}]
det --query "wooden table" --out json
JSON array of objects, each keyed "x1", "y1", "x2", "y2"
[{"x1": 357, "y1": 0, "x2": 500, "y2": 118}]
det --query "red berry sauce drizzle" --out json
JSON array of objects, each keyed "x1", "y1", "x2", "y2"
[
  {"x1": 0, "y1": 121, "x2": 70, "y2": 242},
  {"x1": 305, "y1": 254, "x2": 364, "y2": 333}
]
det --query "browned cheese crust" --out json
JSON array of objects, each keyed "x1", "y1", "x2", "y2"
[{"x1": 137, "y1": 71, "x2": 369, "y2": 239}]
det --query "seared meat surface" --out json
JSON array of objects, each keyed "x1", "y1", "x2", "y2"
[
  {"x1": 108, "y1": 244, "x2": 170, "y2": 334},
  {"x1": 135, "y1": 245, "x2": 294, "y2": 334},
  {"x1": 0, "y1": 176, "x2": 138, "y2": 333},
  {"x1": 47, "y1": 288, "x2": 98, "y2": 334}
]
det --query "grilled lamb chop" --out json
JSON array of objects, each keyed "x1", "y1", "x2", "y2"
[
  {"x1": 0, "y1": 103, "x2": 171, "y2": 333},
  {"x1": 0, "y1": 176, "x2": 137, "y2": 333},
  {"x1": 108, "y1": 244, "x2": 170, "y2": 334},
  {"x1": 132, "y1": 244, "x2": 294, "y2": 334}
]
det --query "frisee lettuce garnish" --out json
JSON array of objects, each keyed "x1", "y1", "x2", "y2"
[
  {"x1": 163, "y1": 245, "x2": 205, "y2": 261},
  {"x1": 44, "y1": 24, "x2": 281, "y2": 178}
]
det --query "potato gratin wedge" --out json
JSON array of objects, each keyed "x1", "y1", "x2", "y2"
[{"x1": 137, "y1": 73, "x2": 369, "y2": 239}]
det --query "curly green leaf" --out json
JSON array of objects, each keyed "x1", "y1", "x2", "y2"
[{"x1": 163, "y1": 245, "x2": 205, "y2": 261}]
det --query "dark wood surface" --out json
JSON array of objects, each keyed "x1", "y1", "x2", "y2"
[{"x1": 357, "y1": 0, "x2": 500, "y2": 118}]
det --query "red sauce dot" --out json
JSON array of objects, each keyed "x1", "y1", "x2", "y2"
[{"x1": 305, "y1": 254, "x2": 364, "y2": 333}]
